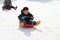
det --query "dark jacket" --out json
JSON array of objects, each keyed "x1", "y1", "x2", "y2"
[
  {"x1": 18, "y1": 10, "x2": 34, "y2": 22},
  {"x1": 4, "y1": 0, "x2": 12, "y2": 6}
]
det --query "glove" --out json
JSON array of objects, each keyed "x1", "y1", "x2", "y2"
[{"x1": 22, "y1": 16, "x2": 26, "y2": 20}]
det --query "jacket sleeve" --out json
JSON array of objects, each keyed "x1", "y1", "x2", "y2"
[
  {"x1": 18, "y1": 15, "x2": 23, "y2": 21},
  {"x1": 31, "y1": 15, "x2": 34, "y2": 20},
  {"x1": 30, "y1": 14, "x2": 34, "y2": 20}
]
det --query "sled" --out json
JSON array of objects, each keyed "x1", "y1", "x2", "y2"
[
  {"x1": 2, "y1": 6, "x2": 11, "y2": 10},
  {"x1": 19, "y1": 22, "x2": 34, "y2": 28},
  {"x1": 24, "y1": 24, "x2": 34, "y2": 28}
]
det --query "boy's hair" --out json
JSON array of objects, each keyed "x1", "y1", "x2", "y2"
[{"x1": 22, "y1": 7, "x2": 29, "y2": 11}]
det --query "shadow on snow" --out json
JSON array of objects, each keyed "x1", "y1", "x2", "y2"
[{"x1": 18, "y1": 27, "x2": 42, "y2": 36}]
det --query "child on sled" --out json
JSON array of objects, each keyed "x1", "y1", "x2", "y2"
[{"x1": 18, "y1": 7, "x2": 41, "y2": 28}]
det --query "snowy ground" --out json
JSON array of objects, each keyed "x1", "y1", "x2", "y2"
[{"x1": 0, "y1": 0, "x2": 60, "y2": 40}]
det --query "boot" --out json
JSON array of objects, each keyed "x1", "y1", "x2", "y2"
[
  {"x1": 19, "y1": 22, "x2": 24, "y2": 28},
  {"x1": 35, "y1": 21, "x2": 41, "y2": 26},
  {"x1": 14, "y1": 6, "x2": 17, "y2": 10}
]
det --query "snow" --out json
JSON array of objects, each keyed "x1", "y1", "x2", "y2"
[{"x1": 0, "y1": 0, "x2": 60, "y2": 40}]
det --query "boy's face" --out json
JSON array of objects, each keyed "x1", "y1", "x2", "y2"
[{"x1": 23, "y1": 10, "x2": 29, "y2": 15}]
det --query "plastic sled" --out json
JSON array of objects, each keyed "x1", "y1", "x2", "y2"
[
  {"x1": 24, "y1": 24, "x2": 34, "y2": 28},
  {"x1": 2, "y1": 6, "x2": 11, "y2": 10}
]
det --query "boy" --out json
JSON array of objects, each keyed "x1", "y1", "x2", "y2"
[
  {"x1": 18, "y1": 7, "x2": 41, "y2": 27},
  {"x1": 3, "y1": 0, "x2": 17, "y2": 10}
]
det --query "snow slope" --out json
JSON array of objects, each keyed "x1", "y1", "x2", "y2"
[{"x1": 0, "y1": 0, "x2": 60, "y2": 40}]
